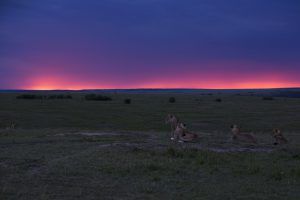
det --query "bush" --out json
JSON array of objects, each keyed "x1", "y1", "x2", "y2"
[
  {"x1": 169, "y1": 97, "x2": 176, "y2": 103},
  {"x1": 262, "y1": 97, "x2": 274, "y2": 100},
  {"x1": 16, "y1": 94, "x2": 43, "y2": 99},
  {"x1": 124, "y1": 98, "x2": 131, "y2": 104},
  {"x1": 85, "y1": 94, "x2": 112, "y2": 101},
  {"x1": 215, "y1": 98, "x2": 222, "y2": 102}
]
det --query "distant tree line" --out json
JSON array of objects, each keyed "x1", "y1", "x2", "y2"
[{"x1": 16, "y1": 94, "x2": 72, "y2": 100}]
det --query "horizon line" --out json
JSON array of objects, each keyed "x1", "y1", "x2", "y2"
[{"x1": 1, "y1": 87, "x2": 300, "y2": 91}]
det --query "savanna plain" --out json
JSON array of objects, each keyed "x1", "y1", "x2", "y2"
[{"x1": 0, "y1": 91, "x2": 299, "y2": 200}]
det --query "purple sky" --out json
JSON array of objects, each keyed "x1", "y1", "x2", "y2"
[{"x1": 1, "y1": 0, "x2": 300, "y2": 89}]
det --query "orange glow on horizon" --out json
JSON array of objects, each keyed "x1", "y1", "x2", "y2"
[
  {"x1": 25, "y1": 76, "x2": 110, "y2": 90},
  {"x1": 26, "y1": 80, "x2": 300, "y2": 90},
  {"x1": 23, "y1": 71, "x2": 300, "y2": 90},
  {"x1": 138, "y1": 82, "x2": 300, "y2": 90}
]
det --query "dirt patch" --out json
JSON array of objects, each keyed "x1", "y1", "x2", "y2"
[
  {"x1": 50, "y1": 131, "x2": 277, "y2": 153},
  {"x1": 51, "y1": 132, "x2": 124, "y2": 137},
  {"x1": 98, "y1": 142, "x2": 140, "y2": 148},
  {"x1": 76, "y1": 132, "x2": 122, "y2": 137},
  {"x1": 53, "y1": 133, "x2": 66, "y2": 136}
]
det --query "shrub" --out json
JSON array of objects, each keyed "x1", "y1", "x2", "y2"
[
  {"x1": 169, "y1": 97, "x2": 176, "y2": 103},
  {"x1": 16, "y1": 94, "x2": 43, "y2": 99},
  {"x1": 262, "y1": 97, "x2": 274, "y2": 100},
  {"x1": 124, "y1": 98, "x2": 131, "y2": 104},
  {"x1": 215, "y1": 98, "x2": 222, "y2": 102},
  {"x1": 85, "y1": 94, "x2": 112, "y2": 101}
]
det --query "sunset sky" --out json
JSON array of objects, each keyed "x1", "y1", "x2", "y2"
[{"x1": 0, "y1": 0, "x2": 300, "y2": 90}]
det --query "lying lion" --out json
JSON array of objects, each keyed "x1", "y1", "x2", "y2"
[
  {"x1": 174, "y1": 122, "x2": 198, "y2": 142},
  {"x1": 230, "y1": 124, "x2": 257, "y2": 144},
  {"x1": 272, "y1": 129, "x2": 288, "y2": 145}
]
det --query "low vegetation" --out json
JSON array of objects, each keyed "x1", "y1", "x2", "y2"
[
  {"x1": 84, "y1": 94, "x2": 112, "y2": 101},
  {"x1": 215, "y1": 98, "x2": 222, "y2": 102},
  {"x1": 169, "y1": 97, "x2": 176, "y2": 103},
  {"x1": 124, "y1": 98, "x2": 131, "y2": 104},
  {"x1": 262, "y1": 97, "x2": 274, "y2": 100},
  {"x1": 16, "y1": 94, "x2": 72, "y2": 100},
  {"x1": 16, "y1": 94, "x2": 44, "y2": 99}
]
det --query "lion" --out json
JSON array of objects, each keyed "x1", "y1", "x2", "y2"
[
  {"x1": 230, "y1": 124, "x2": 257, "y2": 143},
  {"x1": 174, "y1": 122, "x2": 198, "y2": 142},
  {"x1": 272, "y1": 129, "x2": 288, "y2": 145},
  {"x1": 165, "y1": 114, "x2": 180, "y2": 140}
]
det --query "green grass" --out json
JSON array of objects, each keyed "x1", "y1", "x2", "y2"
[{"x1": 0, "y1": 92, "x2": 299, "y2": 199}]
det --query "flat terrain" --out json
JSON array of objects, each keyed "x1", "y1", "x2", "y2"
[{"x1": 0, "y1": 91, "x2": 300, "y2": 200}]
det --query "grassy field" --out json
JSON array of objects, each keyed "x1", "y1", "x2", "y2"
[{"x1": 0, "y1": 91, "x2": 300, "y2": 199}]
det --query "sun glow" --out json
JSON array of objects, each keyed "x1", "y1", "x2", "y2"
[
  {"x1": 137, "y1": 82, "x2": 299, "y2": 90},
  {"x1": 25, "y1": 76, "x2": 109, "y2": 90},
  {"x1": 25, "y1": 74, "x2": 300, "y2": 90}
]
